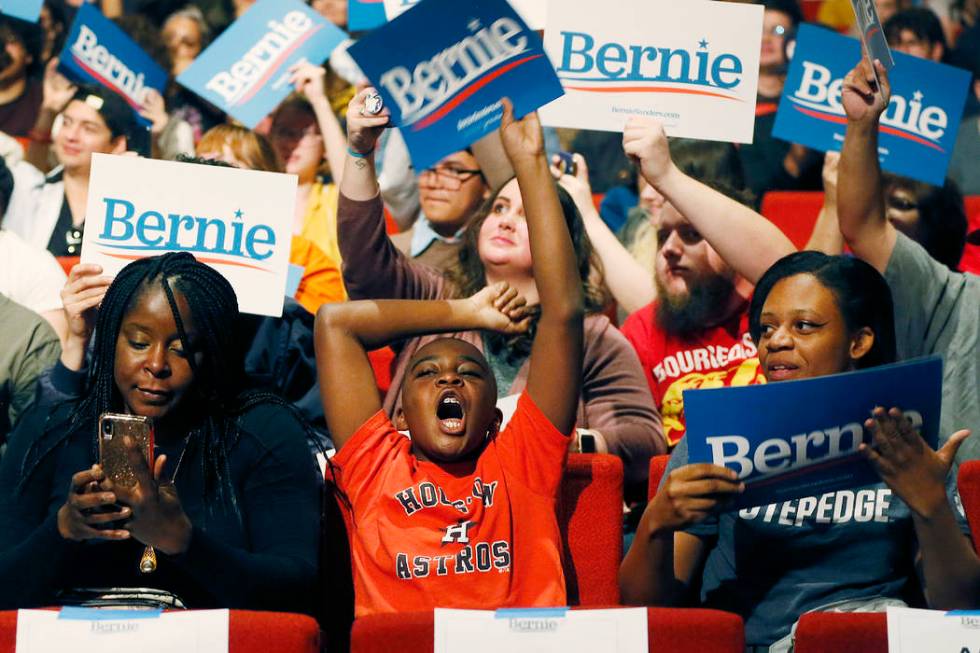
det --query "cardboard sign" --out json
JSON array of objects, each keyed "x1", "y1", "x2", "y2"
[
  {"x1": 80, "y1": 154, "x2": 296, "y2": 317},
  {"x1": 349, "y1": 0, "x2": 387, "y2": 31},
  {"x1": 773, "y1": 24, "x2": 970, "y2": 185},
  {"x1": 849, "y1": 0, "x2": 894, "y2": 82},
  {"x1": 177, "y1": 0, "x2": 348, "y2": 129},
  {"x1": 0, "y1": 0, "x2": 42, "y2": 22},
  {"x1": 538, "y1": 0, "x2": 762, "y2": 143},
  {"x1": 684, "y1": 357, "x2": 942, "y2": 510},
  {"x1": 887, "y1": 607, "x2": 980, "y2": 653},
  {"x1": 16, "y1": 609, "x2": 229, "y2": 653},
  {"x1": 58, "y1": 4, "x2": 168, "y2": 127},
  {"x1": 435, "y1": 608, "x2": 647, "y2": 653},
  {"x1": 384, "y1": 0, "x2": 546, "y2": 30},
  {"x1": 348, "y1": 0, "x2": 562, "y2": 170}
]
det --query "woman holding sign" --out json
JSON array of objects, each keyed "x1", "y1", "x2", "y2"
[
  {"x1": 0, "y1": 253, "x2": 322, "y2": 613},
  {"x1": 620, "y1": 204, "x2": 979, "y2": 651},
  {"x1": 335, "y1": 88, "x2": 666, "y2": 493}
]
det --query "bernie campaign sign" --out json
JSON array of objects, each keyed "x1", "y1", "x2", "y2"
[
  {"x1": 684, "y1": 356, "x2": 942, "y2": 510},
  {"x1": 348, "y1": 0, "x2": 562, "y2": 170},
  {"x1": 178, "y1": 0, "x2": 347, "y2": 129},
  {"x1": 58, "y1": 4, "x2": 168, "y2": 128},
  {"x1": 349, "y1": 0, "x2": 386, "y2": 31},
  {"x1": 538, "y1": 0, "x2": 762, "y2": 143},
  {"x1": 773, "y1": 24, "x2": 970, "y2": 186},
  {"x1": 0, "y1": 0, "x2": 42, "y2": 22},
  {"x1": 80, "y1": 154, "x2": 296, "y2": 317}
]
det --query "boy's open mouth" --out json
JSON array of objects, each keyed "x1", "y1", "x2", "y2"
[{"x1": 436, "y1": 391, "x2": 466, "y2": 435}]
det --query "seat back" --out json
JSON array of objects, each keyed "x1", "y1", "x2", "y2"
[
  {"x1": 794, "y1": 612, "x2": 887, "y2": 653},
  {"x1": 648, "y1": 454, "x2": 671, "y2": 500},
  {"x1": 558, "y1": 453, "x2": 624, "y2": 605},
  {"x1": 958, "y1": 461, "x2": 980, "y2": 553}
]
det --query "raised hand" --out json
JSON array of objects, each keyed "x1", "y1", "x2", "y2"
[
  {"x1": 57, "y1": 465, "x2": 131, "y2": 542},
  {"x1": 841, "y1": 58, "x2": 891, "y2": 125},
  {"x1": 108, "y1": 438, "x2": 192, "y2": 556},
  {"x1": 289, "y1": 59, "x2": 328, "y2": 106},
  {"x1": 552, "y1": 152, "x2": 595, "y2": 217},
  {"x1": 60, "y1": 263, "x2": 112, "y2": 370},
  {"x1": 466, "y1": 281, "x2": 531, "y2": 335},
  {"x1": 346, "y1": 86, "x2": 390, "y2": 155},
  {"x1": 622, "y1": 116, "x2": 674, "y2": 187},
  {"x1": 41, "y1": 58, "x2": 77, "y2": 114},
  {"x1": 822, "y1": 151, "x2": 840, "y2": 207},
  {"x1": 498, "y1": 97, "x2": 543, "y2": 166},
  {"x1": 640, "y1": 463, "x2": 744, "y2": 534},
  {"x1": 861, "y1": 406, "x2": 970, "y2": 518},
  {"x1": 138, "y1": 89, "x2": 170, "y2": 136}
]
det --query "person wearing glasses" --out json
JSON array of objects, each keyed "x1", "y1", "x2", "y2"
[{"x1": 388, "y1": 149, "x2": 489, "y2": 272}]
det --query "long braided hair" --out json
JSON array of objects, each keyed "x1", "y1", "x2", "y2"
[{"x1": 18, "y1": 253, "x2": 312, "y2": 520}]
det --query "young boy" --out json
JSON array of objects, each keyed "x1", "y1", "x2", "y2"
[{"x1": 315, "y1": 99, "x2": 585, "y2": 616}]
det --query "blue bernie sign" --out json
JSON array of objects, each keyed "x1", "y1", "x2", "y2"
[
  {"x1": 347, "y1": 0, "x2": 563, "y2": 170},
  {"x1": 773, "y1": 24, "x2": 970, "y2": 186},
  {"x1": 177, "y1": 0, "x2": 347, "y2": 129},
  {"x1": 348, "y1": 0, "x2": 386, "y2": 31},
  {"x1": 0, "y1": 0, "x2": 42, "y2": 22},
  {"x1": 684, "y1": 356, "x2": 942, "y2": 510},
  {"x1": 58, "y1": 4, "x2": 168, "y2": 128}
]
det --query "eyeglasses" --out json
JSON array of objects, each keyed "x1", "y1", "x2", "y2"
[
  {"x1": 656, "y1": 225, "x2": 703, "y2": 247},
  {"x1": 418, "y1": 164, "x2": 483, "y2": 190},
  {"x1": 766, "y1": 24, "x2": 788, "y2": 37}
]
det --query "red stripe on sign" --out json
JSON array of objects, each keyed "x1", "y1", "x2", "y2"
[
  {"x1": 411, "y1": 54, "x2": 544, "y2": 131},
  {"x1": 233, "y1": 23, "x2": 325, "y2": 106},
  {"x1": 792, "y1": 104, "x2": 945, "y2": 151},
  {"x1": 565, "y1": 85, "x2": 743, "y2": 101},
  {"x1": 102, "y1": 251, "x2": 273, "y2": 272},
  {"x1": 71, "y1": 56, "x2": 142, "y2": 110}
]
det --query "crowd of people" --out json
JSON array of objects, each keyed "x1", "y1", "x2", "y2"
[{"x1": 0, "y1": 0, "x2": 977, "y2": 651}]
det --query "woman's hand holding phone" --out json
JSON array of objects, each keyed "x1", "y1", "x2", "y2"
[
  {"x1": 106, "y1": 437, "x2": 193, "y2": 556},
  {"x1": 57, "y1": 465, "x2": 131, "y2": 542}
]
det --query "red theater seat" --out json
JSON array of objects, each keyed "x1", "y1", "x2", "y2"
[
  {"x1": 0, "y1": 610, "x2": 320, "y2": 653},
  {"x1": 351, "y1": 607, "x2": 744, "y2": 653},
  {"x1": 958, "y1": 461, "x2": 980, "y2": 553},
  {"x1": 962, "y1": 196, "x2": 980, "y2": 275},
  {"x1": 648, "y1": 454, "x2": 670, "y2": 501},
  {"x1": 794, "y1": 612, "x2": 887, "y2": 653},
  {"x1": 560, "y1": 453, "x2": 624, "y2": 605}
]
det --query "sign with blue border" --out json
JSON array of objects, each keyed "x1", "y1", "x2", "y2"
[
  {"x1": 347, "y1": 0, "x2": 563, "y2": 170},
  {"x1": 58, "y1": 4, "x2": 168, "y2": 128},
  {"x1": 177, "y1": 0, "x2": 347, "y2": 129},
  {"x1": 684, "y1": 356, "x2": 942, "y2": 510},
  {"x1": 773, "y1": 24, "x2": 970, "y2": 185},
  {"x1": 0, "y1": 0, "x2": 42, "y2": 22},
  {"x1": 348, "y1": 0, "x2": 387, "y2": 31}
]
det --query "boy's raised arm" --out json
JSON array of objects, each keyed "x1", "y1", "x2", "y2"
[
  {"x1": 499, "y1": 101, "x2": 585, "y2": 435},
  {"x1": 315, "y1": 287, "x2": 530, "y2": 449}
]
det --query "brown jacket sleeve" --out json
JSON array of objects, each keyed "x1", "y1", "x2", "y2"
[{"x1": 337, "y1": 192, "x2": 447, "y2": 301}]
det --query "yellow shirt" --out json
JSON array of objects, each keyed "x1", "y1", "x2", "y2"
[{"x1": 299, "y1": 181, "x2": 343, "y2": 268}]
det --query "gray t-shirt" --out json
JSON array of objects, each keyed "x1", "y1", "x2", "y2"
[
  {"x1": 885, "y1": 231, "x2": 980, "y2": 461},
  {"x1": 663, "y1": 436, "x2": 968, "y2": 647}
]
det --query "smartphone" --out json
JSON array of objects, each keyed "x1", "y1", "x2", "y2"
[
  {"x1": 556, "y1": 151, "x2": 577, "y2": 177},
  {"x1": 98, "y1": 413, "x2": 154, "y2": 488}
]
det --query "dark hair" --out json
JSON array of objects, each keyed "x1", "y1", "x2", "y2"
[
  {"x1": 885, "y1": 8, "x2": 948, "y2": 56},
  {"x1": 883, "y1": 174, "x2": 967, "y2": 270},
  {"x1": 16, "y1": 253, "x2": 312, "y2": 518},
  {"x1": 113, "y1": 14, "x2": 172, "y2": 72},
  {"x1": 448, "y1": 181, "x2": 607, "y2": 359},
  {"x1": 749, "y1": 251, "x2": 897, "y2": 370},
  {"x1": 69, "y1": 84, "x2": 138, "y2": 142},
  {"x1": 0, "y1": 155, "x2": 13, "y2": 216},
  {"x1": 0, "y1": 14, "x2": 42, "y2": 76},
  {"x1": 761, "y1": 0, "x2": 804, "y2": 28}
]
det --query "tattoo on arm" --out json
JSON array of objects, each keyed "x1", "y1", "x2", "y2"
[{"x1": 355, "y1": 159, "x2": 367, "y2": 169}]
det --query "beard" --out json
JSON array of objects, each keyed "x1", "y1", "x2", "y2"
[{"x1": 655, "y1": 270, "x2": 737, "y2": 337}]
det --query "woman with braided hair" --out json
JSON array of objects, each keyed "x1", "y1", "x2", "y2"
[{"x1": 0, "y1": 253, "x2": 322, "y2": 613}]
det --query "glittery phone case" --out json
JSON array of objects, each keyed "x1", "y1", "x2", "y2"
[{"x1": 98, "y1": 413, "x2": 154, "y2": 488}]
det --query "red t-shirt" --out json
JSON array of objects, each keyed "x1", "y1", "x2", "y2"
[
  {"x1": 333, "y1": 391, "x2": 571, "y2": 617},
  {"x1": 621, "y1": 301, "x2": 766, "y2": 447}
]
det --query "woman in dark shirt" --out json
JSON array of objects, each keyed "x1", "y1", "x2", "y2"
[{"x1": 0, "y1": 252, "x2": 321, "y2": 613}]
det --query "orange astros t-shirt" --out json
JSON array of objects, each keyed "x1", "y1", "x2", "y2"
[
  {"x1": 621, "y1": 301, "x2": 766, "y2": 447},
  {"x1": 333, "y1": 391, "x2": 571, "y2": 617}
]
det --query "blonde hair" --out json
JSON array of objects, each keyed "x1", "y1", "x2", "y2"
[{"x1": 196, "y1": 124, "x2": 281, "y2": 173}]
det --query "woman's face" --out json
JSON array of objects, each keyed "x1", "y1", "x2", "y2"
[
  {"x1": 477, "y1": 179, "x2": 533, "y2": 277},
  {"x1": 270, "y1": 106, "x2": 324, "y2": 178},
  {"x1": 885, "y1": 186, "x2": 922, "y2": 240},
  {"x1": 54, "y1": 99, "x2": 124, "y2": 171},
  {"x1": 114, "y1": 285, "x2": 199, "y2": 420},
  {"x1": 760, "y1": 9, "x2": 792, "y2": 70},
  {"x1": 163, "y1": 16, "x2": 203, "y2": 76},
  {"x1": 757, "y1": 273, "x2": 872, "y2": 382}
]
